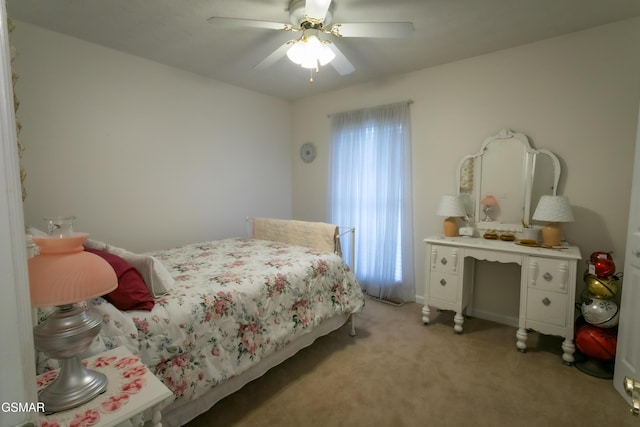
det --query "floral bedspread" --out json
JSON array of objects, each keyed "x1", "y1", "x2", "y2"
[{"x1": 39, "y1": 238, "x2": 364, "y2": 406}]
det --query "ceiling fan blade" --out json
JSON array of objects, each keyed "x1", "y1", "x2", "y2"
[
  {"x1": 207, "y1": 16, "x2": 290, "y2": 31},
  {"x1": 304, "y1": 0, "x2": 332, "y2": 21},
  {"x1": 254, "y1": 41, "x2": 294, "y2": 70},
  {"x1": 330, "y1": 22, "x2": 414, "y2": 38},
  {"x1": 326, "y1": 43, "x2": 355, "y2": 75}
]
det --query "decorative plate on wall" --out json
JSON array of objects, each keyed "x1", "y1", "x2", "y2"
[{"x1": 300, "y1": 142, "x2": 317, "y2": 163}]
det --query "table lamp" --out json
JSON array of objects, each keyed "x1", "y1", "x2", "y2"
[
  {"x1": 481, "y1": 194, "x2": 498, "y2": 221},
  {"x1": 29, "y1": 232, "x2": 117, "y2": 413},
  {"x1": 436, "y1": 195, "x2": 467, "y2": 237},
  {"x1": 532, "y1": 195, "x2": 574, "y2": 247}
]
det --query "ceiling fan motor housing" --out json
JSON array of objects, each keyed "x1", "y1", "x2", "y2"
[{"x1": 288, "y1": 0, "x2": 333, "y2": 26}]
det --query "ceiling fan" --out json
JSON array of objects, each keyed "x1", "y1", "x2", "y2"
[{"x1": 207, "y1": 0, "x2": 414, "y2": 81}]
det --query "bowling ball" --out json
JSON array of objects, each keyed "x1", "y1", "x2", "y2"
[
  {"x1": 584, "y1": 274, "x2": 619, "y2": 299},
  {"x1": 581, "y1": 298, "x2": 619, "y2": 328},
  {"x1": 575, "y1": 321, "x2": 617, "y2": 361}
]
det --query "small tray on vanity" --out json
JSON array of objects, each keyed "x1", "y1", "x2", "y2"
[
  {"x1": 515, "y1": 240, "x2": 569, "y2": 250},
  {"x1": 515, "y1": 239, "x2": 540, "y2": 247},
  {"x1": 483, "y1": 232, "x2": 515, "y2": 241}
]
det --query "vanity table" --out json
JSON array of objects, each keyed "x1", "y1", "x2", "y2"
[
  {"x1": 424, "y1": 129, "x2": 582, "y2": 364},
  {"x1": 422, "y1": 236, "x2": 581, "y2": 364}
]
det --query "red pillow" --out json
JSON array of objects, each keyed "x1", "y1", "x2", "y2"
[{"x1": 84, "y1": 247, "x2": 155, "y2": 311}]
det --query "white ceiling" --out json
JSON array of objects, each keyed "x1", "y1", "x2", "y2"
[{"x1": 7, "y1": 0, "x2": 640, "y2": 101}]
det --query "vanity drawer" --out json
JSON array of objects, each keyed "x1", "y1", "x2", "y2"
[
  {"x1": 527, "y1": 257, "x2": 570, "y2": 294},
  {"x1": 429, "y1": 272, "x2": 459, "y2": 303},
  {"x1": 430, "y1": 245, "x2": 460, "y2": 275},
  {"x1": 526, "y1": 288, "x2": 568, "y2": 327}
]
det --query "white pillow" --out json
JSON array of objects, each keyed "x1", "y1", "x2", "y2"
[
  {"x1": 84, "y1": 238, "x2": 108, "y2": 251},
  {"x1": 85, "y1": 239, "x2": 176, "y2": 297},
  {"x1": 26, "y1": 225, "x2": 48, "y2": 237}
]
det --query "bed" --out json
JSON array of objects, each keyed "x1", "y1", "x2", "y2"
[{"x1": 32, "y1": 218, "x2": 365, "y2": 426}]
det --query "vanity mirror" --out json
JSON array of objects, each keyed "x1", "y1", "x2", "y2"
[{"x1": 457, "y1": 129, "x2": 560, "y2": 234}]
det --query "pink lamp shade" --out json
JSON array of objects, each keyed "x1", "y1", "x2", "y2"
[
  {"x1": 480, "y1": 194, "x2": 499, "y2": 221},
  {"x1": 29, "y1": 233, "x2": 117, "y2": 308},
  {"x1": 481, "y1": 194, "x2": 498, "y2": 206}
]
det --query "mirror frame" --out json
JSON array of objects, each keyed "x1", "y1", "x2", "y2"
[{"x1": 456, "y1": 128, "x2": 560, "y2": 234}]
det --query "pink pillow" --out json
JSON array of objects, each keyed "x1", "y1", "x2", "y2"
[{"x1": 84, "y1": 247, "x2": 154, "y2": 311}]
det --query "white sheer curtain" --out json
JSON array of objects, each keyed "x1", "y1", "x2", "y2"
[{"x1": 329, "y1": 102, "x2": 414, "y2": 302}]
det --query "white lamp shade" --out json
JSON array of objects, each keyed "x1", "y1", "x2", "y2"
[
  {"x1": 318, "y1": 44, "x2": 336, "y2": 66},
  {"x1": 286, "y1": 42, "x2": 305, "y2": 64},
  {"x1": 436, "y1": 195, "x2": 467, "y2": 217},
  {"x1": 532, "y1": 195, "x2": 574, "y2": 222}
]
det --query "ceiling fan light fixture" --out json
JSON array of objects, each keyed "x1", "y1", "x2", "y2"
[
  {"x1": 318, "y1": 43, "x2": 335, "y2": 66},
  {"x1": 286, "y1": 32, "x2": 335, "y2": 69},
  {"x1": 286, "y1": 41, "x2": 305, "y2": 64},
  {"x1": 301, "y1": 56, "x2": 318, "y2": 69},
  {"x1": 305, "y1": 34, "x2": 323, "y2": 55}
]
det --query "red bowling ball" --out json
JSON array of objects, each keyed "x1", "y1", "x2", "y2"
[{"x1": 575, "y1": 320, "x2": 617, "y2": 361}]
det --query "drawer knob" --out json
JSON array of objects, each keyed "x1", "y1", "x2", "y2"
[
  {"x1": 543, "y1": 272, "x2": 553, "y2": 282},
  {"x1": 542, "y1": 297, "x2": 551, "y2": 306},
  {"x1": 440, "y1": 278, "x2": 447, "y2": 286},
  {"x1": 440, "y1": 257, "x2": 448, "y2": 266}
]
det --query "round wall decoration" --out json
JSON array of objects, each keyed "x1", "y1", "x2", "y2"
[{"x1": 300, "y1": 142, "x2": 317, "y2": 163}]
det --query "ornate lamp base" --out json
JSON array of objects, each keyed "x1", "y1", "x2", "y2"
[
  {"x1": 34, "y1": 304, "x2": 106, "y2": 414},
  {"x1": 38, "y1": 358, "x2": 107, "y2": 414}
]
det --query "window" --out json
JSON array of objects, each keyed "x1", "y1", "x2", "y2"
[{"x1": 329, "y1": 102, "x2": 414, "y2": 302}]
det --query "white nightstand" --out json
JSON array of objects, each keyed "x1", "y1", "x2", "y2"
[{"x1": 37, "y1": 346, "x2": 172, "y2": 427}]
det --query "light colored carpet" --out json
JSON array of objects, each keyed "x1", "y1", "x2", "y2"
[{"x1": 186, "y1": 297, "x2": 636, "y2": 427}]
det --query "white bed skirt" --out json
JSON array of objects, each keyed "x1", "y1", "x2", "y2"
[{"x1": 161, "y1": 313, "x2": 352, "y2": 426}]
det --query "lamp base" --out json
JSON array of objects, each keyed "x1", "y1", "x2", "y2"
[
  {"x1": 482, "y1": 205, "x2": 494, "y2": 222},
  {"x1": 38, "y1": 357, "x2": 107, "y2": 414},
  {"x1": 33, "y1": 304, "x2": 106, "y2": 413},
  {"x1": 443, "y1": 217, "x2": 459, "y2": 237},
  {"x1": 541, "y1": 222, "x2": 563, "y2": 247}
]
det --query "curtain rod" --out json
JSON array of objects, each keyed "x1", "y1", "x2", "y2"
[{"x1": 326, "y1": 100, "x2": 414, "y2": 118}]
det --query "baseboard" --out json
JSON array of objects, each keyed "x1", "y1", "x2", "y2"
[
  {"x1": 468, "y1": 308, "x2": 518, "y2": 328},
  {"x1": 415, "y1": 299, "x2": 517, "y2": 328}
]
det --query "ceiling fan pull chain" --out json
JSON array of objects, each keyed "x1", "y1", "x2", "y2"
[{"x1": 309, "y1": 65, "x2": 321, "y2": 83}]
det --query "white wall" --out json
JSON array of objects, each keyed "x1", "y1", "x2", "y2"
[
  {"x1": 13, "y1": 22, "x2": 293, "y2": 252},
  {"x1": 291, "y1": 18, "x2": 640, "y2": 322}
]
